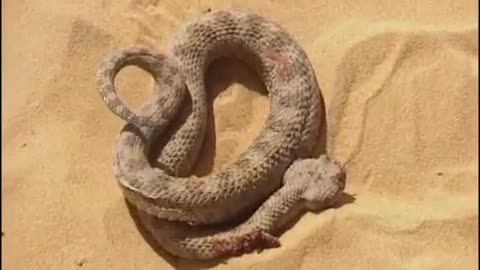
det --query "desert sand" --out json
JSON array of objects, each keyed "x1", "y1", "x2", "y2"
[{"x1": 2, "y1": 0, "x2": 478, "y2": 269}]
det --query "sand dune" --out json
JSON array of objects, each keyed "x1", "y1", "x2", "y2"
[{"x1": 2, "y1": 0, "x2": 478, "y2": 269}]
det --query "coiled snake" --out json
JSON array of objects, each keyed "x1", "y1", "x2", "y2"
[{"x1": 96, "y1": 10, "x2": 346, "y2": 259}]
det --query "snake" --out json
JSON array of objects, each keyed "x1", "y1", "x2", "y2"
[{"x1": 96, "y1": 10, "x2": 346, "y2": 259}]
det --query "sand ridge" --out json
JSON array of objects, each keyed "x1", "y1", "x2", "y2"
[{"x1": 2, "y1": 0, "x2": 478, "y2": 269}]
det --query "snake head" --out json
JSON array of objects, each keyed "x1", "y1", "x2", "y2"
[{"x1": 284, "y1": 155, "x2": 346, "y2": 211}]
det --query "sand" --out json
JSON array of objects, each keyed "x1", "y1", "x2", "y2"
[{"x1": 2, "y1": 0, "x2": 478, "y2": 269}]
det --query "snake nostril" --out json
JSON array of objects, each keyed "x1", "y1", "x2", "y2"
[{"x1": 340, "y1": 172, "x2": 346, "y2": 184}]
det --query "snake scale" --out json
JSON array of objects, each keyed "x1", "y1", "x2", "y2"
[{"x1": 96, "y1": 10, "x2": 346, "y2": 259}]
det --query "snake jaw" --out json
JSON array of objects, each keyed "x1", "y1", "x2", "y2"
[{"x1": 283, "y1": 156, "x2": 346, "y2": 211}]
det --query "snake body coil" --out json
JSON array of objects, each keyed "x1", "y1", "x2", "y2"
[{"x1": 96, "y1": 10, "x2": 345, "y2": 259}]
